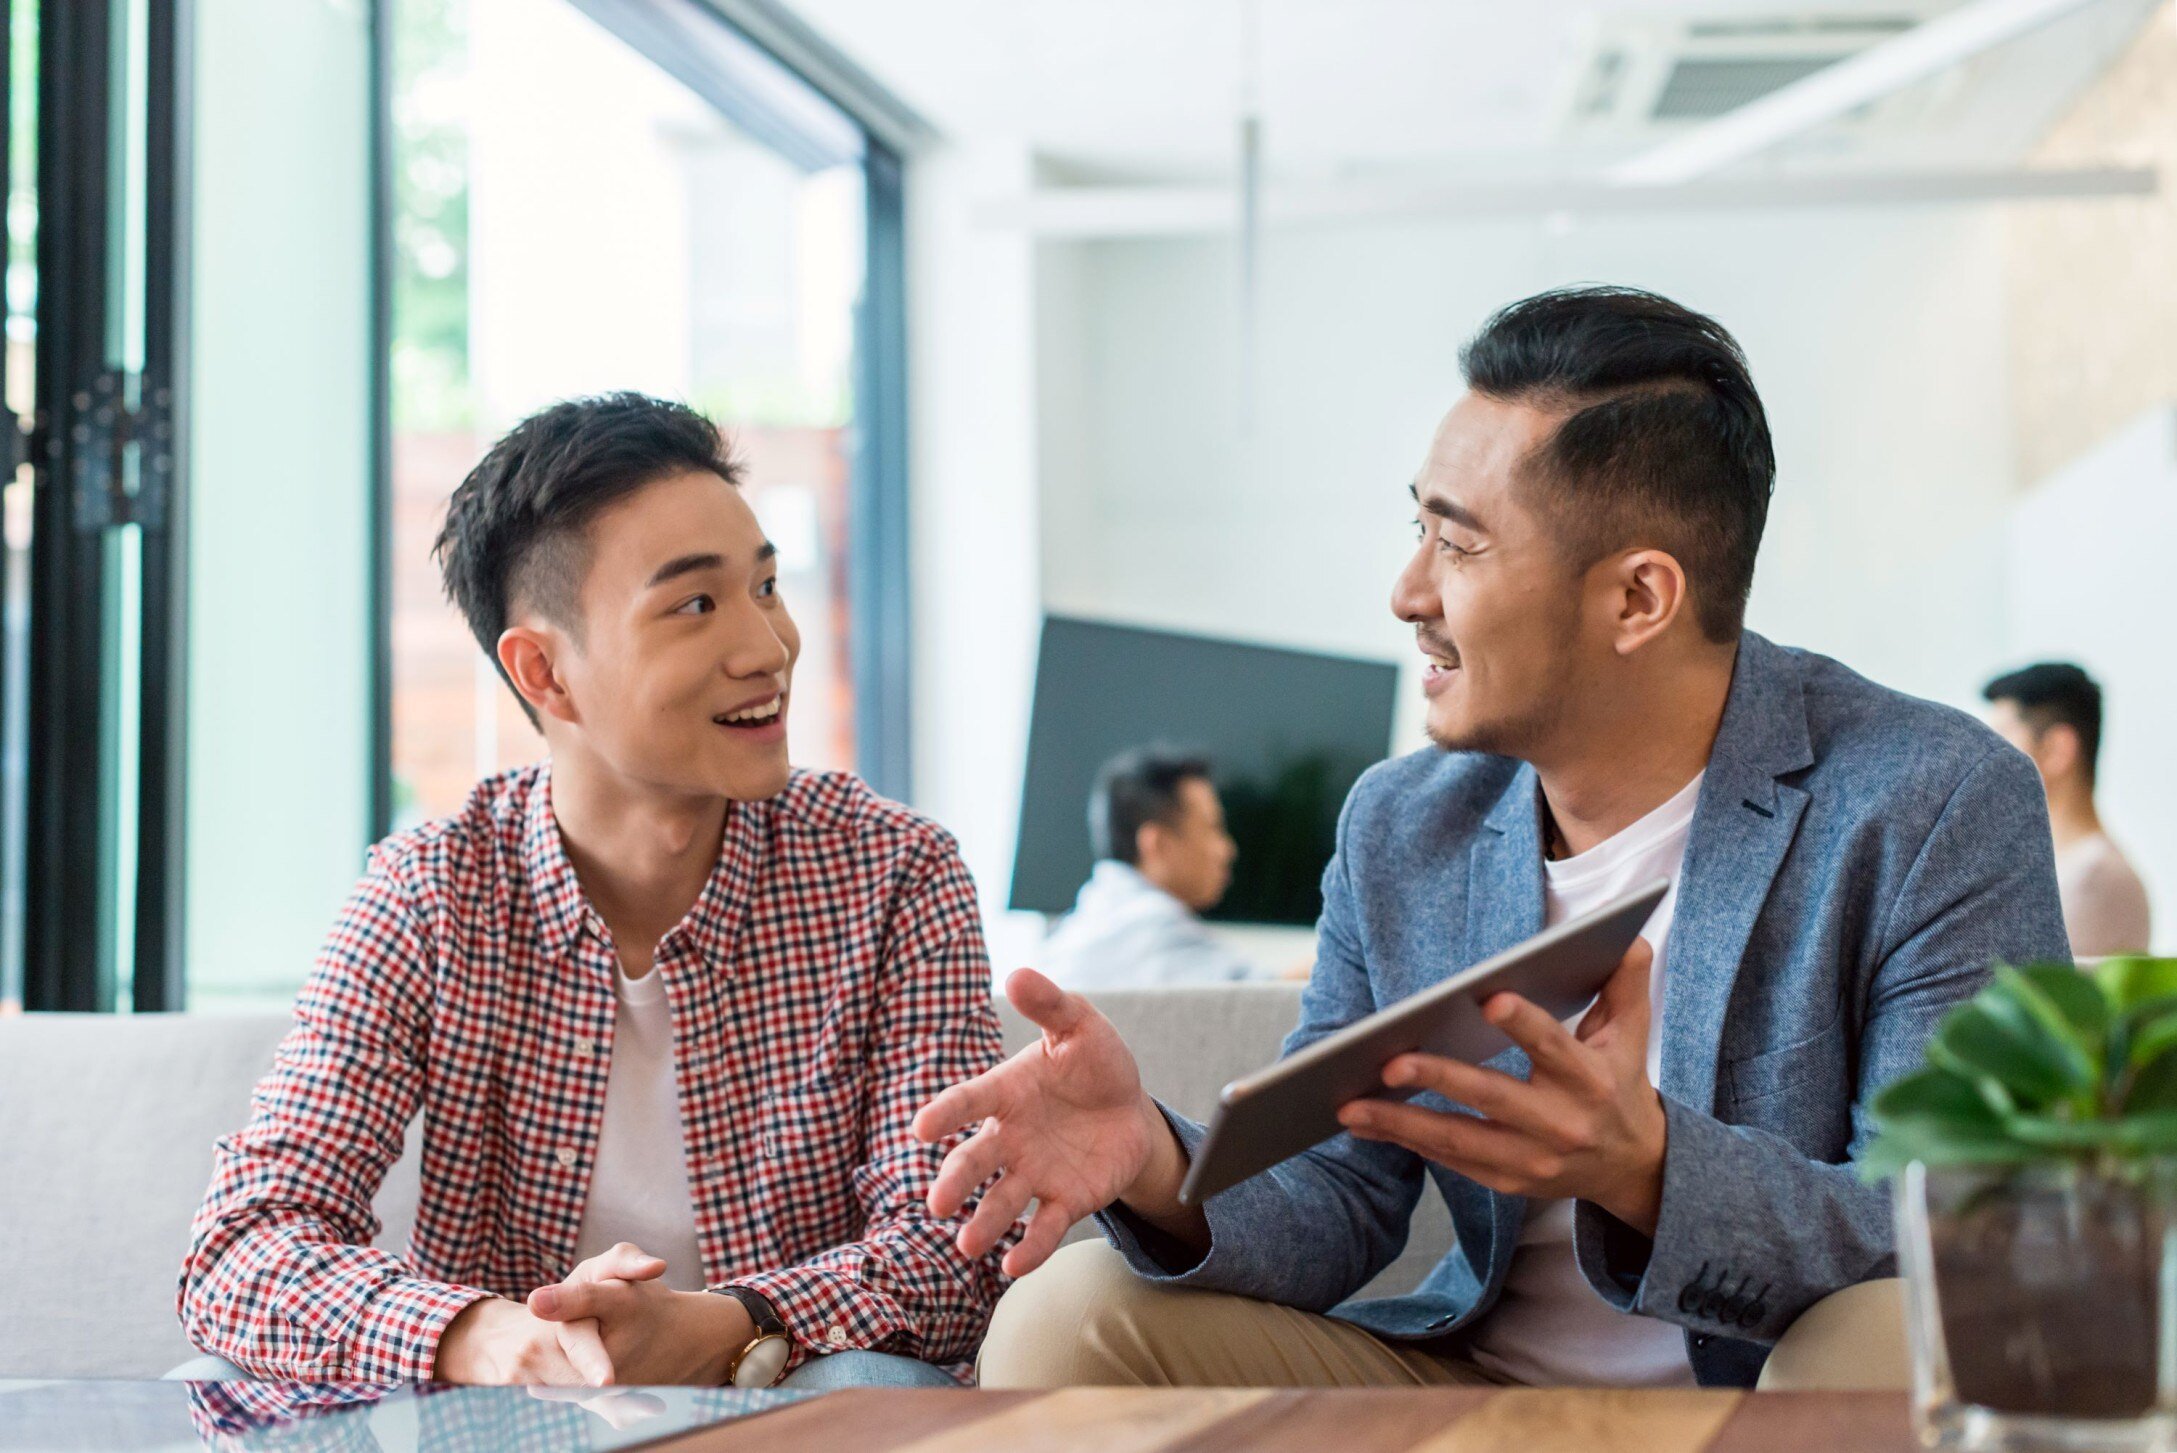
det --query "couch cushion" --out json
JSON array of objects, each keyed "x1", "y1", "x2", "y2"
[
  {"x1": 4, "y1": 985, "x2": 1448, "y2": 1379},
  {"x1": 999, "y1": 984, "x2": 1453, "y2": 1301},
  {"x1": 0, "y1": 1014, "x2": 421, "y2": 1379}
]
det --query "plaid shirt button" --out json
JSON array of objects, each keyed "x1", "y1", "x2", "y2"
[
  {"x1": 554, "y1": 1148, "x2": 578, "y2": 1168},
  {"x1": 574, "y1": 1038, "x2": 596, "y2": 1056},
  {"x1": 826, "y1": 1326, "x2": 849, "y2": 1348}
]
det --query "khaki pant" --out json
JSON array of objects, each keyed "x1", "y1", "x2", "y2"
[{"x1": 978, "y1": 1242, "x2": 1907, "y2": 1393}]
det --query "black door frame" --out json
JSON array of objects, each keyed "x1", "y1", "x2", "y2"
[{"x1": 22, "y1": 0, "x2": 190, "y2": 1012}]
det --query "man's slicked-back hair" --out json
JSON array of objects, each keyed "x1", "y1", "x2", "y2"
[
  {"x1": 434, "y1": 391, "x2": 743, "y2": 726},
  {"x1": 1984, "y1": 661, "x2": 2105, "y2": 784},
  {"x1": 1089, "y1": 746, "x2": 1213, "y2": 866},
  {"x1": 1459, "y1": 286, "x2": 1776, "y2": 642}
]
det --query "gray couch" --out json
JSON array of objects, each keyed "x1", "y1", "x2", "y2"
[{"x1": 0, "y1": 987, "x2": 1449, "y2": 1379}]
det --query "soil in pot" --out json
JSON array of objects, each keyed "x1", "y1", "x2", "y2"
[{"x1": 1930, "y1": 1170, "x2": 2164, "y2": 1418}]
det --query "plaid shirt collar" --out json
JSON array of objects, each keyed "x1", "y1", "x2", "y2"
[{"x1": 518, "y1": 760, "x2": 769, "y2": 970}]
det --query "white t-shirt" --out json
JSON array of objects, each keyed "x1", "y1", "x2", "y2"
[
  {"x1": 571, "y1": 960, "x2": 707, "y2": 1291},
  {"x1": 1464, "y1": 773, "x2": 1703, "y2": 1388},
  {"x1": 2056, "y1": 832, "x2": 2152, "y2": 959}
]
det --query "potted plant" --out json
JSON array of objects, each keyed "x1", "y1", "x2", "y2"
[{"x1": 1869, "y1": 957, "x2": 2177, "y2": 1452}]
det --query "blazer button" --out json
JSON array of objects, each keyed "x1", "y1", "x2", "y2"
[{"x1": 555, "y1": 1147, "x2": 579, "y2": 1168}]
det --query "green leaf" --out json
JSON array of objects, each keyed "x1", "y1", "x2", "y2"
[
  {"x1": 1858, "y1": 1126, "x2": 2044, "y2": 1183},
  {"x1": 1873, "y1": 1067, "x2": 2006, "y2": 1135},
  {"x1": 2094, "y1": 957, "x2": 2177, "y2": 1014},
  {"x1": 2117, "y1": 1111, "x2": 2177, "y2": 1154},
  {"x1": 2127, "y1": 1008, "x2": 2177, "y2": 1075},
  {"x1": 2127, "y1": 1048, "x2": 2177, "y2": 1114},
  {"x1": 1935, "y1": 1001, "x2": 2086, "y2": 1108},
  {"x1": 2011, "y1": 963, "x2": 2109, "y2": 1043},
  {"x1": 1988, "y1": 966, "x2": 2102, "y2": 1091},
  {"x1": 2004, "y1": 1113, "x2": 2129, "y2": 1151}
]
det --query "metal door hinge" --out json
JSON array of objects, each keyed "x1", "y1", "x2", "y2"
[{"x1": 69, "y1": 369, "x2": 174, "y2": 532}]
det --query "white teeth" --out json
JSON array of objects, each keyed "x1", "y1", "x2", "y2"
[{"x1": 721, "y1": 697, "x2": 781, "y2": 724}]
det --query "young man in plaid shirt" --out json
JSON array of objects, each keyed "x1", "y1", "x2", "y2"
[{"x1": 178, "y1": 394, "x2": 1013, "y2": 1389}]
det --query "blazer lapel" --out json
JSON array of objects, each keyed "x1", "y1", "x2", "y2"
[
  {"x1": 1659, "y1": 634, "x2": 1814, "y2": 1115},
  {"x1": 1463, "y1": 765, "x2": 1547, "y2": 1271},
  {"x1": 1465, "y1": 763, "x2": 1546, "y2": 968}
]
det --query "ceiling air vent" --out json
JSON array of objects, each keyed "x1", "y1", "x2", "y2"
[{"x1": 1556, "y1": 10, "x2": 1948, "y2": 137}]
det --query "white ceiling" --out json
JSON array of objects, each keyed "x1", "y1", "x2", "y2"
[{"x1": 785, "y1": 0, "x2": 2163, "y2": 181}]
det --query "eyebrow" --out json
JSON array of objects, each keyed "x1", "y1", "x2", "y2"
[
  {"x1": 1409, "y1": 482, "x2": 1487, "y2": 533},
  {"x1": 645, "y1": 542, "x2": 777, "y2": 590}
]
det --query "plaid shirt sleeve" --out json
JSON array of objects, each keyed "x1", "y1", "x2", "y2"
[
  {"x1": 731, "y1": 829, "x2": 1019, "y2": 1372},
  {"x1": 176, "y1": 850, "x2": 495, "y2": 1380}
]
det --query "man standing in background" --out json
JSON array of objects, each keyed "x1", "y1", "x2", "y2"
[
  {"x1": 1039, "y1": 748, "x2": 1259, "y2": 988},
  {"x1": 1985, "y1": 662, "x2": 2152, "y2": 957}
]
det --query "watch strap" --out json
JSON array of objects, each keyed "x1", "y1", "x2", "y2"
[
  {"x1": 713, "y1": 1285, "x2": 791, "y2": 1388},
  {"x1": 715, "y1": 1285, "x2": 787, "y2": 1338}
]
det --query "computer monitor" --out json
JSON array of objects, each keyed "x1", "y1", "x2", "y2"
[{"x1": 1009, "y1": 616, "x2": 1400, "y2": 927}]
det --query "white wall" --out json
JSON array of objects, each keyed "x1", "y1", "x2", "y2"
[
  {"x1": 904, "y1": 145, "x2": 1048, "y2": 970},
  {"x1": 1039, "y1": 208, "x2": 2022, "y2": 730},
  {"x1": 2002, "y1": 407, "x2": 2177, "y2": 951},
  {"x1": 186, "y1": 0, "x2": 373, "y2": 1007},
  {"x1": 908, "y1": 196, "x2": 2052, "y2": 964}
]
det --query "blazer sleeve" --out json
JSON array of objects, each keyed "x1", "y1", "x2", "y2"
[{"x1": 1572, "y1": 742, "x2": 2072, "y2": 1342}]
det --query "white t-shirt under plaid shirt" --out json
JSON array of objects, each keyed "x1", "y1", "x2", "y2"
[{"x1": 180, "y1": 762, "x2": 1016, "y2": 1383}]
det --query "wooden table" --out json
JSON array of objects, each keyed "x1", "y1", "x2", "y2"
[{"x1": 656, "y1": 1387, "x2": 1919, "y2": 1452}]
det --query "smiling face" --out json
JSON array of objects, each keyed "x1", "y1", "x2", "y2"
[
  {"x1": 1392, "y1": 391, "x2": 1601, "y2": 758},
  {"x1": 504, "y1": 467, "x2": 800, "y2": 803}
]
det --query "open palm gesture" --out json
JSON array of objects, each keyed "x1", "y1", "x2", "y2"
[{"x1": 914, "y1": 968, "x2": 1162, "y2": 1277}]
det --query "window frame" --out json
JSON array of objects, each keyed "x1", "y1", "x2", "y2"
[{"x1": 365, "y1": 0, "x2": 917, "y2": 838}]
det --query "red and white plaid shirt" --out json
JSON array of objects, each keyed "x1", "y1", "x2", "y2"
[{"x1": 179, "y1": 763, "x2": 1014, "y2": 1383}]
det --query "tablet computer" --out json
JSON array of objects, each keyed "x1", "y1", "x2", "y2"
[{"x1": 1176, "y1": 877, "x2": 1668, "y2": 1207}]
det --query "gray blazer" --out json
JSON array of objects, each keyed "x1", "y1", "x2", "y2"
[{"x1": 1098, "y1": 632, "x2": 2069, "y2": 1386}]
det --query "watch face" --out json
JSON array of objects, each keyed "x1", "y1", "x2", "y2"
[{"x1": 734, "y1": 1334, "x2": 791, "y2": 1390}]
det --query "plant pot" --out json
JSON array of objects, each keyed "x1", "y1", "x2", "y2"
[{"x1": 1898, "y1": 1159, "x2": 2177, "y2": 1452}]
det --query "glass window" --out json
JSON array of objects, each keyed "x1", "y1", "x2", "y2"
[
  {"x1": 389, "y1": 0, "x2": 870, "y2": 830},
  {"x1": 0, "y1": 0, "x2": 36, "y2": 1015}
]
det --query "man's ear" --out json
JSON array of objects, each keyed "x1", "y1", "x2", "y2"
[
  {"x1": 1134, "y1": 820, "x2": 1168, "y2": 869},
  {"x1": 1600, "y1": 548, "x2": 1690, "y2": 657},
  {"x1": 496, "y1": 624, "x2": 578, "y2": 728},
  {"x1": 2039, "y1": 722, "x2": 2083, "y2": 782}
]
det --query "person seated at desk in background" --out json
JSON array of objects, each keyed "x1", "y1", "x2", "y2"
[
  {"x1": 1984, "y1": 661, "x2": 2152, "y2": 957},
  {"x1": 177, "y1": 394, "x2": 1012, "y2": 1391},
  {"x1": 1039, "y1": 747, "x2": 1262, "y2": 989}
]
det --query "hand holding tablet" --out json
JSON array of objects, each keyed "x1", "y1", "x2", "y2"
[{"x1": 1178, "y1": 880, "x2": 1669, "y2": 1206}]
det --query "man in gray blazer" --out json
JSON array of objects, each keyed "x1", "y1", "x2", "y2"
[{"x1": 916, "y1": 287, "x2": 2069, "y2": 1389}]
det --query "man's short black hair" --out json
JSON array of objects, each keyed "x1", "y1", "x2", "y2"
[
  {"x1": 1459, "y1": 285, "x2": 1776, "y2": 642},
  {"x1": 434, "y1": 392, "x2": 742, "y2": 726},
  {"x1": 1984, "y1": 662, "x2": 2105, "y2": 783},
  {"x1": 1090, "y1": 746, "x2": 1213, "y2": 865}
]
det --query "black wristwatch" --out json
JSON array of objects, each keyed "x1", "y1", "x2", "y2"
[{"x1": 711, "y1": 1285, "x2": 791, "y2": 1388}]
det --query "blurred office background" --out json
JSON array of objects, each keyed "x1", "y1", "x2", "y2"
[{"x1": 3, "y1": 0, "x2": 2171, "y2": 1014}]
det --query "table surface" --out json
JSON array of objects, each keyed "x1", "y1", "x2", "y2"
[
  {"x1": 657, "y1": 1388, "x2": 1921, "y2": 1453},
  {"x1": 0, "y1": 1382, "x2": 1918, "y2": 1453}
]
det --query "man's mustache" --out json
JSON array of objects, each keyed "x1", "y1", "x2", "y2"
[{"x1": 1416, "y1": 632, "x2": 1459, "y2": 662}]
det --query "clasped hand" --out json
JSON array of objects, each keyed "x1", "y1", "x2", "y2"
[
  {"x1": 1338, "y1": 938, "x2": 1669, "y2": 1235},
  {"x1": 433, "y1": 1243, "x2": 750, "y2": 1387}
]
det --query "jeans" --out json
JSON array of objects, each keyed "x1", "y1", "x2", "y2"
[{"x1": 165, "y1": 1348, "x2": 958, "y2": 1390}]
